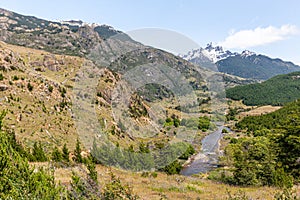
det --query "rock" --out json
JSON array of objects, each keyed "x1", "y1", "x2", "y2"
[
  {"x1": 0, "y1": 65, "x2": 8, "y2": 71},
  {"x1": 43, "y1": 54, "x2": 61, "y2": 72},
  {"x1": 0, "y1": 84, "x2": 8, "y2": 91}
]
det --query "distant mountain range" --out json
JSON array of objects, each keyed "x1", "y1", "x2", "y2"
[{"x1": 180, "y1": 43, "x2": 300, "y2": 80}]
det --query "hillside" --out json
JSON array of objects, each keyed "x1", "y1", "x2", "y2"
[
  {"x1": 226, "y1": 71, "x2": 300, "y2": 106},
  {"x1": 0, "y1": 41, "x2": 84, "y2": 149},
  {"x1": 1, "y1": 7, "x2": 300, "y2": 200},
  {"x1": 0, "y1": 8, "x2": 134, "y2": 56},
  {"x1": 0, "y1": 8, "x2": 239, "y2": 154},
  {"x1": 217, "y1": 100, "x2": 300, "y2": 187}
]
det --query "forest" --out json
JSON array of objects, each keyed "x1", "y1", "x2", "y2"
[
  {"x1": 213, "y1": 100, "x2": 300, "y2": 188},
  {"x1": 226, "y1": 71, "x2": 300, "y2": 106}
]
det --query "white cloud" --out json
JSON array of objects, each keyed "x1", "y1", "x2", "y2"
[{"x1": 219, "y1": 25, "x2": 300, "y2": 49}]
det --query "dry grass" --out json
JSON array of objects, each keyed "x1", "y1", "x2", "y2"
[
  {"x1": 237, "y1": 105, "x2": 282, "y2": 118},
  {"x1": 0, "y1": 41, "x2": 85, "y2": 150},
  {"x1": 35, "y1": 163, "x2": 280, "y2": 200}
]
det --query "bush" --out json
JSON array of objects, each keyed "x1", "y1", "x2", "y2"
[
  {"x1": 160, "y1": 160, "x2": 182, "y2": 175},
  {"x1": 102, "y1": 173, "x2": 139, "y2": 200},
  {"x1": 62, "y1": 143, "x2": 70, "y2": 162},
  {"x1": 74, "y1": 138, "x2": 83, "y2": 163},
  {"x1": 198, "y1": 116, "x2": 213, "y2": 131},
  {"x1": 179, "y1": 144, "x2": 195, "y2": 160},
  {"x1": 226, "y1": 189, "x2": 250, "y2": 200},
  {"x1": 12, "y1": 75, "x2": 19, "y2": 81},
  {"x1": 87, "y1": 160, "x2": 98, "y2": 183},
  {"x1": 68, "y1": 171, "x2": 100, "y2": 199},
  {"x1": 51, "y1": 146, "x2": 62, "y2": 162},
  {"x1": 27, "y1": 82, "x2": 33, "y2": 91},
  {"x1": 274, "y1": 187, "x2": 300, "y2": 200},
  {"x1": 222, "y1": 128, "x2": 229, "y2": 133},
  {"x1": 31, "y1": 141, "x2": 48, "y2": 162},
  {"x1": 48, "y1": 85, "x2": 53, "y2": 93}
]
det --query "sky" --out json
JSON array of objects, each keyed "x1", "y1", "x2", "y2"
[{"x1": 0, "y1": 0, "x2": 300, "y2": 64}]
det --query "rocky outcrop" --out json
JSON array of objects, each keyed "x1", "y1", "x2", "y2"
[{"x1": 0, "y1": 84, "x2": 8, "y2": 91}]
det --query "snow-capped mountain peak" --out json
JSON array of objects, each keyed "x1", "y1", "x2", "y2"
[
  {"x1": 241, "y1": 50, "x2": 256, "y2": 57},
  {"x1": 180, "y1": 43, "x2": 236, "y2": 63}
]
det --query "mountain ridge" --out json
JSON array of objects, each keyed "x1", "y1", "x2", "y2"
[
  {"x1": 0, "y1": 7, "x2": 134, "y2": 56},
  {"x1": 180, "y1": 43, "x2": 300, "y2": 80}
]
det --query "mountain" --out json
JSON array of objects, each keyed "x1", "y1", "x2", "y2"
[
  {"x1": 0, "y1": 8, "x2": 133, "y2": 56},
  {"x1": 226, "y1": 71, "x2": 300, "y2": 106},
  {"x1": 0, "y1": 8, "x2": 298, "y2": 199},
  {"x1": 180, "y1": 42, "x2": 237, "y2": 63},
  {"x1": 0, "y1": 8, "x2": 261, "y2": 150},
  {"x1": 0, "y1": 8, "x2": 207, "y2": 153},
  {"x1": 181, "y1": 43, "x2": 300, "y2": 80}
]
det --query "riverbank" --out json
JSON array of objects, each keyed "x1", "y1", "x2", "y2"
[{"x1": 181, "y1": 126, "x2": 231, "y2": 176}]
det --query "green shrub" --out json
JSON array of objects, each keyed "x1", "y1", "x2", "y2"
[
  {"x1": 226, "y1": 189, "x2": 249, "y2": 200},
  {"x1": 12, "y1": 75, "x2": 19, "y2": 81},
  {"x1": 0, "y1": 112, "x2": 65, "y2": 199},
  {"x1": 27, "y1": 82, "x2": 33, "y2": 91},
  {"x1": 51, "y1": 146, "x2": 62, "y2": 162},
  {"x1": 74, "y1": 138, "x2": 83, "y2": 163},
  {"x1": 179, "y1": 144, "x2": 195, "y2": 160},
  {"x1": 31, "y1": 141, "x2": 48, "y2": 162},
  {"x1": 102, "y1": 173, "x2": 139, "y2": 200},
  {"x1": 62, "y1": 143, "x2": 70, "y2": 162},
  {"x1": 160, "y1": 160, "x2": 182, "y2": 175},
  {"x1": 274, "y1": 187, "x2": 300, "y2": 200},
  {"x1": 87, "y1": 159, "x2": 98, "y2": 183},
  {"x1": 48, "y1": 85, "x2": 53, "y2": 93}
]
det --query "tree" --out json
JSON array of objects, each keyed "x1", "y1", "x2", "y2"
[
  {"x1": 51, "y1": 146, "x2": 62, "y2": 162},
  {"x1": 27, "y1": 82, "x2": 33, "y2": 91},
  {"x1": 160, "y1": 160, "x2": 182, "y2": 175},
  {"x1": 68, "y1": 171, "x2": 100, "y2": 199},
  {"x1": 31, "y1": 141, "x2": 48, "y2": 162},
  {"x1": 62, "y1": 143, "x2": 70, "y2": 162},
  {"x1": 102, "y1": 172, "x2": 139, "y2": 200},
  {"x1": 87, "y1": 160, "x2": 98, "y2": 183},
  {"x1": 74, "y1": 138, "x2": 83, "y2": 163}
]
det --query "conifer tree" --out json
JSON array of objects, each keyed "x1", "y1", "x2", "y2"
[
  {"x1": 74, "y1": 138, "x2": 83, "y2": 163},
  {"x1": 51, "y1": 146, "x2": 62, "y2": 162},
  {"x1": 62, "y1": 143, "x2": 70, "y2": 162},
  {"x1": 32, "y1": 141, "x2": 48, "y2": 162}
]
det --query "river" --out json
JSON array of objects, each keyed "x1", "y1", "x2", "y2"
[{"x1": 180, "y1": 126, "x2": 230, "y2": 176}]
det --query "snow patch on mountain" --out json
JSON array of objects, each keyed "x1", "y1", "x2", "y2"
[
  {"x1": 180, "y1": 43, "x2": 238, "y2": 63},
  {"x1": 241, "y1": 50, "x2": 256, "y2": 57}
]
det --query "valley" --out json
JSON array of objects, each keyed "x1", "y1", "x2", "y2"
[{"x1": 0, "y1": 7, "x2": 299, "y2": 200}]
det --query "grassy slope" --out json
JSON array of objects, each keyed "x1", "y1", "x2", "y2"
[
  {"x1": 0, "y1": 41, "x2": 84, "y2": 150},
  {"x1": 31, "y1": 162, "x2": 278, "y2": 200}
]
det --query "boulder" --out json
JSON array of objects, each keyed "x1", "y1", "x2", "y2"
[{"x1": 0, "y1": 84, "x2": 8, "y2": 91}]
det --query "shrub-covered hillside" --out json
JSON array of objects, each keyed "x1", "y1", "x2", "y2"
[{"x1": 218, "y1": 100, "x2": 300, "y2": 187}]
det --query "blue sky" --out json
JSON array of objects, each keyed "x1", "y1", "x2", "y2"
[{"x1": 0, "y1": 0, "x2": 300, "y2": 64}]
